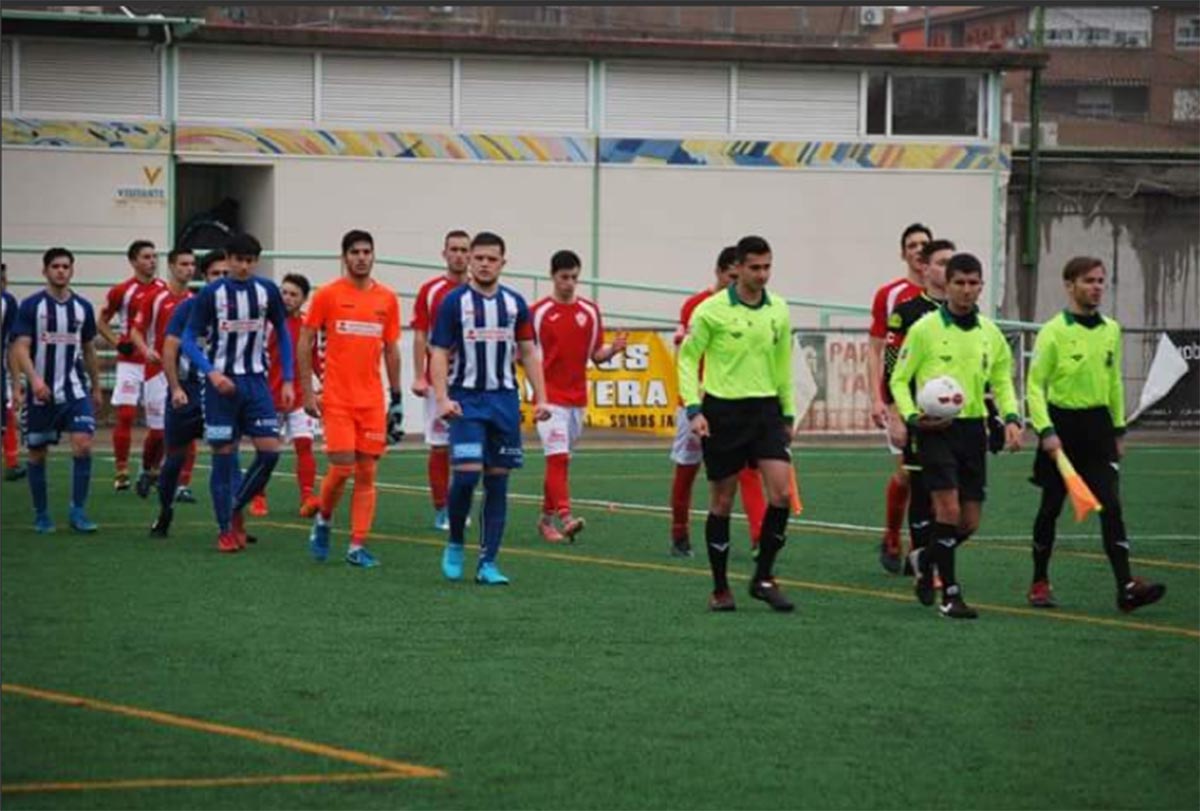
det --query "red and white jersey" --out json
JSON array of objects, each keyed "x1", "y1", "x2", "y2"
[
  {"x1": 411, "y1": 273, "x2": 465, "y2": 384},
  {"x1": 131, "y1": 286, "x2": 190, "y2": 378},
  {"x1": 869, "y1": 276, "x2": 922, "y2": 339},
  {"x1": 674, "y1": 287, "x2": 718, "y2": 405},
  {"x1": 531, "y1": 296, "x2": 604, "y2": 407},
  {"x1": 267, "y1": 313, "x2": 321, "y2": 411},
  {"x1": 104, "y1": 276, "x2": 167, "y2": 364}
]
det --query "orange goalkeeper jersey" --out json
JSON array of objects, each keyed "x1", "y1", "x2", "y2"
[{"x1": 303, "y1": 277, "x2": 401, "y2": 410}]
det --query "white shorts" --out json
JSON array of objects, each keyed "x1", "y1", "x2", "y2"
[
  {"x1": 423, "y1": 391, "x2": 450, "y2": 447},
  {"x1": 536, "y1": 404, "x2": 585, "y2": 457},
  {"x1": 111, "y1": 361, "x2": 145, "y2": 407},
  {"x1": 279, "y1": 407, "x2": 315, "y2": 441},
  {"x1": 143, "y1": 372, "x2": 168, "y2": 430},
  {"x1": 669, "y1": 406, "x2": 703, "y2": 465}
]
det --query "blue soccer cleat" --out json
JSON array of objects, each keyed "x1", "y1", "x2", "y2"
[
  {"x1": 345, "y1": 546, "x2": 380, "y2": 568},
  {"x1": 33, "y1": 513, "x2": 55, "y2": 534},
  {"x1": 308, "y1": 516, "x2": 331, "y2": 562},
  {"x1": 433, "y1": 507, "x2": 450, "y2": 532},
  {"x1": 475, "y1": 561, "x2": 510, "y2": 586},
  {"x1": 69, "y1": 507, "x2": 98, "y2": 534},
  {"x1": 441, "y1": 542, "x2": 464, "y2": 581}
]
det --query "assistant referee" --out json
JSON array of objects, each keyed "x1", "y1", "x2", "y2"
[
  {"x1": 678, "y1": 235, "x2": 796, "y2": 613},
  {"x1": 1026, "y1": 256, "x2": 1165, "y2": 613}
]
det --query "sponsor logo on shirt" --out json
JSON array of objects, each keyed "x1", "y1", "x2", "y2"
[
  {"x1": 219, "y1": 319, "x2": 261, "y2": 333},
  {"x1": 39, "y1": 331, "x2": 81, "y2": 345},
  {"x1": 335, "y1": 320, "x2": 384, "y2": 337},
  {"x1": 465, "y1": 327, "x2": 512, "y2": 341}
]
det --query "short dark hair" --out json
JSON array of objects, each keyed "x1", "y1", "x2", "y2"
[
  {"x1": 921, "y1": 239, "x2": 956, "y2": 261},
  {"x1": 341, "y1": 229, "x2": 374, "y2": 254},
  {"x1": 198, "y1": 249, "x2": 227, "y2": 277},
  {"x1": 900, "y1": 223, "x2": 933, "y2": 249},
  {"x1": 1062, "y1": 256, "x2": 1104, "y2": 283},
  {"x1": 444, "y1": 229, "x2": 470, "y2": 245},
  {"x1": 716, "y1": 246, "x2": 738, "y2": 271},
  {"x1": 471, "y1": 231, "x2": 506, "y2": 256},
  {"x1": 550, "y1": 249, "x2": 581, "y2": 275},
  {"x1": 225, "y1": 233, "x2": 263, "y2": 258},
  {"x1": 167, "y1": 247, "x2": 194, "y2": 265},
  {"x1": 945, "y1": 252, "x2": 983, "y2": 281},
  {"x1": 735, "y1": 235, "x2": 771, "y2": 264},
  {"x1": 127, "y1": 239, "x2": 155, "y2": 261},
  {"x1": 43, "y1": 247, "x2": 75, "y2": 267},
  {"x1": 281, "y1": 272, "x2": 311, "y2": 298}
]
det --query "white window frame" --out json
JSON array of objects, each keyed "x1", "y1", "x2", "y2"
[
  {"x1": 175, "y1": 44, "x2": 317, "y2": 127},
  {"x1": 1176, "y1": 14, "x2": 1200, "y2": 49},
  {"x1": 860, "y1": 68, "x2": 990, "y2": 142},
  {"x1": 9, "y1": 35, "x2": 165, "y2": 120}
]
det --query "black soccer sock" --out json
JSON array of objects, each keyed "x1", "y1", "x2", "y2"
[
  {"x1": 931, "y1": 521, "x2": 959, "y2": 597},
  {"x1": 1032, "y1": 483, "x2": 1065, "y2": 582},
  {"x1": 705, "y1": 513, "x2": 732, "y2": 593},
  {"x1": 753, "y1": 505, "x2": 790, "y2": 583},
  {"x1": 1100, "y1": 503, "x2": 1133, "y2": 588},
  {"x1": 907, "y1": 473, "x2": 933, "y2": 551}
]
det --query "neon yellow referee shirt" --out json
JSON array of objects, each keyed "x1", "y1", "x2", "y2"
[{"x1": 1026, "y1": 310, "x2": 1125, "y2": 437}]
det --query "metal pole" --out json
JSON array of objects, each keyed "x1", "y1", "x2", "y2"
[
  {"x1": 923, "y1": 6, "x2": 931, "y2": 46},
  {"x1": 1022, "y1": 7, "x2": 1045, "y2": 280}
]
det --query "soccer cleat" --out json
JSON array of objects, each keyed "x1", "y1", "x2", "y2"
[
  {"x1": 938, "y1": 594, "x2": 978, "y2": 620},
  {"x1": 345, "y1": 546, "x2": 380, "y2": 568},
  {"x1": 1027, "y1": 580, "x2": 1058, "y2": 608},
  {"x1": 4, "y1": 464, "x2": 27, "y2": 481},
  {"x1": 433, "y1": 507, "x2": 450, "y2": 532},
  {"x1": 231, "y1": 511, "x2": 253, "y2": 548},
  {"x1": 441, "y1": 542, "x2": 465, "y2": 581},
  {"x1": 33, "y1": 513, "x2": 56, "y2": 534},
  {"x1": 150, "y1": 507, "x2": 174, "y2": 538},
  {"x1": 69, "y1": 507, "x2": 98, "y2": 533},
  {"x1": 217, "y1": 531, "x2": 241, "y2": 553},
  {"x1": 561, "y1": 515, "x2": 586, "y2": 543},
  {"x1": 708, "y1": 589, "x2": 736, "y2": 612},
  {"x1": 1118, "y1": 578, "x2": 1166, "y2": 614},
  {"x1": 308, "y1": 516, "x2": 331, "y2": 562},
  {"x1": 299, "y1": 496, "x2": 321, "y2": 518},
  {"x1": 174, "y1": 486, "x2": 196, "y2": 504},
  {"x1": 910, "y1": 549, "x2": 936, "y2": 607},
  {"x1": 134, "y1": 469, "x2": 155, "y2": 499},
  {"x1": 670, "y1": 538, "x2": 694, "y2": 558},
  {"x1": 750, "y1": 578, "x2": 795, "y2": 612},
  {"x1": 249, "y1": 493, "x2": 269, "y2": 517},
  {"x1": 537, "y1": 517, "x2": 565, "y2": 544},
  {"x1": 879, "y1": 539, "x2": 902, "y2": 575},
  {"x1": 113, "y1": 471, "x2": 131, "y2": 492},
  {"x1": 475, "y1": 562, "x2": 510, "y2": 586}
]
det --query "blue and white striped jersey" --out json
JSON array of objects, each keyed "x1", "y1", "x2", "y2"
[
  {"x1": 166, "y1": 297, "x2": 201, "y2": 385},
  {"x1": 430, "y1": 284, "x2": 534, "y2": 392},
  {"x1": 184, "y1": 276, "x2": 289, "y2": 378},
  {"x1": 12, "y1": 290, "x2": 97, "y2": 403},
  {"x1": 1, "y1": 290, "x2": 17, "y2": 398}
]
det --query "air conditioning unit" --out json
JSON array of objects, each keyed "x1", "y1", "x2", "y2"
[
  {"x1": 1012, "y1": 121, "x2": 1059, "y2": 147},
  {"x1": 859, "y1": 6, "x2": 885, "y2": 28},
  {"x1": 428, "y1": 5, "x2": 456, "y2": 13}
]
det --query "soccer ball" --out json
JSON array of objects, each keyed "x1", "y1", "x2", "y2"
[{"x1": 917, "y1": 376, "x2": 965, "y2": 419}]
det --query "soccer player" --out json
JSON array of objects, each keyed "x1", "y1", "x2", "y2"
[
  {"x1": 129, "y1": 248, "x2": 196, "y2": 500},
  {"x1": 430, "y1": 231, "x2": 550, "y2": 585},
  {"x1": 253, "y1": 272, "x2": 321, "y2": 518},
  {"x1": 531, "y1": 249, "x2": 627, "y2": 543},
  {"x1": 678, "y1": 236, "x2": 796, "y2": 613},
  {"x1": 411, "y1": 229, "x2": 471, "y2": 530},
  {"x1": 181, "y1": 233, "x2": 293, "y2": 553},
  {"x1": 98, "y1": 239, "x2": 166, "y2": 491},
  {"x1": 9, "y1": 248, "x2": 102, "y2": 533},
  {"x1": 889, "y1": 253, "x2": 1023, "y2": 619},
  {"x1": 1025, "y1": 256, "x2": 1166, "y2": 613},
  {"x1": 668, "y1": 246, "x2": 767, "y2": 558},
  {"x1": 2, "y1": 262, "x2": 26, "y2": 481},
  {"x1": 151, "y1": 249, "x2": 231, "y2": 537},
  {"x1": 300, "y1": 230, "x2": 403, "y2": 568},
  {"x1": 868, "y1": 223, "x2": 931, "y2": 573}
]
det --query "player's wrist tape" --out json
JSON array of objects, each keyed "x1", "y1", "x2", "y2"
[
  {"x1": 1004, "y1": 413, "x2": 1022, "y2": 426},
  {"x1": 685, "y1": 405, "x2": 701, "y2": 420},
  {"x1": 1037, "y1": 426, "x2": 1056, "y2": 439},
  {"x1": 905, "y1": 414, "x2": 920, "y2": 429}
]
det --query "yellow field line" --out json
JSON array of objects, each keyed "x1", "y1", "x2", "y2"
[
  {"x1": 255, "y1": 520, "x2": 1200, "y2": 641},
  {"x1": 1, "y1": 771, "x2": 409, "y2": 795},
  {"x1": 0, "y1": 684, "x2": 446, "y2": 779}
]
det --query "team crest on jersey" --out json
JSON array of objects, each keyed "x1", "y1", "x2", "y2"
[
  {"x1": 1105, "y1": 350, "x2": 1114, "y2": 367},
  {"x1": 575, "y1": 312, "x2": 588, "y2": 327}
]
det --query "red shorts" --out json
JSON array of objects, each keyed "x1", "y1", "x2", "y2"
[{"x1": 323, "y1": 402, "x2": 387, "y2": 457}]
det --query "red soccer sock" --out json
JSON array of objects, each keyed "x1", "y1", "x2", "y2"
[
  {"x1": 179, "y1": 442, "x2": 197, "y2": 486},
  {"x1": 114, "y1": 405, "x2": 137, "y2": 471},
  {"x1": 670, "y1": 463, "x2": 700, "y2": 541},
  {"x1": 142, "y1": 428, "x2": 165, "y2": 473},
  {"x1": 545, "y1": 454, "x2": 571, "y2": 518},
  {"x1": 884, "y1": 474, "x2": 910, "y2": 553},
  {"x1": 738, "y1": 466, "x2": 767, "y2": 548},
  {"x1": 3, "y1": 407, "x2": 18, "y2": 468},
  {"x1": 319, "y1": 463, "x2": 355, "y2": 521},
  {"x1": 349, "y1": 458, "x2": 378, "y2": 544},
  {"x1": 428, "y1": 447, "x2": 450, "y2": 510},
  {"x1": 294, "y1": 437, "x2": 316, "y2": 499}
]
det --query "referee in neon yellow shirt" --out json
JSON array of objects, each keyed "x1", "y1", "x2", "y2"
[
  {"x1": 678, "y1": 236, "x2": 795, "y2": 613},
  {"x1": 1025, "y1": 256, "x2": 1165, "y2": 613}
]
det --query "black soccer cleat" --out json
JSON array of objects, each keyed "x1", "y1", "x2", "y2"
[
  {"x1": 749, "y1": 578, "x2": 795, "y2": 613},
  {"x1": 670, "y1": 538, "x2": 694, "y2": 558},
  {"x1": 150, "y1": 507, "x2": 173, "y2": 538},
  {"x1": 910, "y1": 549, "x2": 936, "y2": 606},
  {"x1": 938, "y1": 596, "x2": 978, "y2": 620},
  {"x1": 708, "y1": 589, "x2": 736, "y2": 612},
  {"x1": 879, "y1": 540, "x2": 902, "y2": 575},
  {"x1": 135, "y1": 470, "x2": 156, "y2": 499},
  {"x1": 1118, "y1": 578, "x2": 1166, "y2": 613}
]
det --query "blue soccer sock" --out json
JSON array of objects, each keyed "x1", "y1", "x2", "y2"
[
  {"x1": 71, "y1": 454, "x2": 92, "y2": 510},
  {"x1": 158, "y1": 448, "x2": 187, "y2": 511},
  {"x1": 479, "y1": 473, "x2": 509, "y2": 565},
  {"x1": 210, "y1": 451, "x2": 237, "y2": 532},
  {"x1": 233, "y1": 450, "x2": 280, "y2": 513},
  {"x1": 448, "y1": 469, "x2": 480, "y2": 546},
  {"x1": 28, "y1": 458, "x2": 48, "y2": 517}
]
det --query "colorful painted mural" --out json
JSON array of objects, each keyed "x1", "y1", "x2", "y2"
[{"x1": 1, "y1": 119, "x2": 169, "y2": 151}]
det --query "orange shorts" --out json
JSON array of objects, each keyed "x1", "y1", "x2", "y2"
[{"x1": 323, "y1": 402, "x2": 387, "y2": 457}]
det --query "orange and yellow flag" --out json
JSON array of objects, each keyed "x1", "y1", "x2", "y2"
[{"x1": 1054, "y1": 451, "x2": 1103, "y2": 522}]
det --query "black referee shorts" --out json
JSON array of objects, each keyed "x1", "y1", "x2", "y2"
[
  {"x1": 914, "y1": 418, "x2": 987, "y2": 502},
  {"x1": 700, "y1": 395, "x2": 791, "y2": 482},
  {"x1": 1031, "y1": 405, "x2": 1119, "y2": 490}
]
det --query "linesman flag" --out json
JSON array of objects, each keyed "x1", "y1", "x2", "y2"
[
  {"x1": 787, "y1": 466, "x2": 804, "y2": 516},
  {"x1": 1054, "y1": 451, "x2": 1102, "y2": 522}
]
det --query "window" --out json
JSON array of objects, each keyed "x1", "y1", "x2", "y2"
[
  {"x1": 1081, "y1": 27, "x2": 1112, "y2": 45},
  {"x1": 1076, "y1": 87, "x2": 1113, "y2": 118},
  {"x1": 1113, "y1": 30, "x2": 1147, "y2": 47},
  {"x1": 1174, "y1": 88, "x2": 1200, "y2": 122},
  {"x1": 891, "y1": 74, "x2": 981, "y2": 137},
  {"x1": 20, "y1": 39, "x2": 161, "y2": 117},
  {"x1": 1177, "y1": 14, "x2": 1200, "y2": 48},
  {"x1": 1040, "y1": 8, "x2": 1149, "y2": 48}
]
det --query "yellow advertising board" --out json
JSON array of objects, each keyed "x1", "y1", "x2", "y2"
[{"x1": 516, "y1": 330, "x2": 680, "y2": 436}]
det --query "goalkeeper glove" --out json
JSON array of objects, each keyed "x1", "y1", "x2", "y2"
[
  {"x1": 387, "y1": 391, "x2": 405, "y2": 444},
  {"x1": 984, "y1": 395, "x2": 1005, "y2": 454}
]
